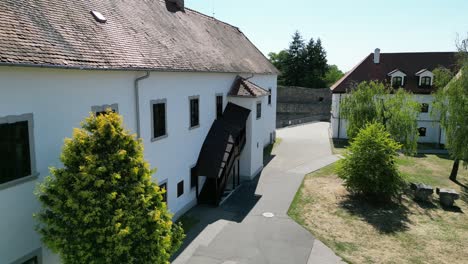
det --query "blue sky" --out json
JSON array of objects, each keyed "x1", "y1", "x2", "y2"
[{"x1": 185, "y1": 0, "x2": 467, "y2": 72}]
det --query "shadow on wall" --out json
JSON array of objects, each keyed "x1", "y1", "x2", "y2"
[{"x1": 277, "y1": 86, "x2": 331, "y2": 128}]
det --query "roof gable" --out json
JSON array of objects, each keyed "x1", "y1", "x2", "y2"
[
  {"x1": 331, "y1": 52, "x2": 458, "y2": 94},
  {"x1": 228, "y1": 76, "x2": 270, "y2": 98},
  {"x1": 0, "y1": 0, "x2": 278, "y2": 74}
]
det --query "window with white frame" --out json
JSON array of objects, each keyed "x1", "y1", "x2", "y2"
[
  {"x1": 392, "y1": 76, "x2": 403, "y2": 87},
  {"x1": 420, "y1": 76, "x2": 432, "y2": 87},
  {"x1": 91, "y1": 103, "x2": 119, "y2": 116},
  {"x1": 388, "y1": 69, "x2": 406, "y2": 88},
  {"x1": 0, "y1": 113, "x2": 37, "y2": 188}
]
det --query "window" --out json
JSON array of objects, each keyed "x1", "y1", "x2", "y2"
[
  {"x1": 418, "y1": 127, "x2": 427, "y2": 137},
  {"x1": 189, "y1": 96, "x2": 200, "y2": 128},
  {"x1": 421, "y1": 103, "x2": 429, "y2": 113},
  {"x1": 177, "y1": 180, "x2": 184, "y2": 197},
  {"x1": 0, "y1": 114, "x2": 36, "y2": 187},
  {"x1": 91, "y1": 103, "x2": 118, "y2": 116},
  {"x1": 392, "y1": 77, "x2": 403, "y2": 87},
  {"x1": 151, "y1": 99, "x2": 167, "y2": 140},
  {"x1": 268, "y1": 89, "x2": 272, "y2": 105},
  {"x1": 159, "y1": 182, "x2": 167, "y2": 203},
  {"x1": 190, "y1": 166, "x2": 197, "y2": 189},
  {"x1": 420, "y1": 76, "x2": 431, "y2": 87},
  {"x1": 22, "y1": 256, "x2": 38, "y2": 264},
  {"x1": 216, "y1": 94, "x2": 223, "y2": 119},
  {"x1": 256, "y1": 102, "x2": 262, "y2": 119}
]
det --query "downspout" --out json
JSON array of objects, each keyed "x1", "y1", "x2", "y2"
[
  {"x1": 337, "y1": 94, "x2": 342, "y2": 139},
  {"x1": 134, "y1": 71, "x2": 150, "y2": 138}
]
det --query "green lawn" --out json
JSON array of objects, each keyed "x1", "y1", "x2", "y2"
[{"x1": 289, "y1": 155, "x2": 468, "y2": 264}]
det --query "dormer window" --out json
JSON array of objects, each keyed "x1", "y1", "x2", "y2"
[
  {"x1": 421, "y1": 76, "x2": 431, "y2": 86},
  {"x1": 388, "y1": 69, "x2": 406, "y2": 88},
  {"x1": 392, "y1": 77, "x2": 403, "y2": 88},
  {"x1": 415, "y1": 69, "x2": 433, "y2": 88}
]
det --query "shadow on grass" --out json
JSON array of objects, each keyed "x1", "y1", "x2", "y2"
[
  {"x1": 339, "y1": 195, "x2": 411, "y2": 234},
  {"x1": 413, "y1": 199, "x2": 438, "y2": 210},
  {"x1": 441, "y1": 204, "x2": 464, "y2": 213}
]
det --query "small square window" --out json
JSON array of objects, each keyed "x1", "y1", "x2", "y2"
[
  {"x1": 189, "y1": 96, "x2": 200, "y2": 128},
  {"x1": 256, "y1": 102, "x2": 262, "y2": 119},
  {"x1": 418, "y1": 127, "x2": 427, "y2": 137},
  {"x1": 421, "y1": 103, "x2": 429, "y2": 113},
  {"x1": 177, "y1": 180, "x2": 184, "y2": 197},
  {"x1": 190, "y1": 166, "x2": 197, "y2": 189},
  {"x1": 159, "y1": 182, "x2": 167, "y2": 203}
]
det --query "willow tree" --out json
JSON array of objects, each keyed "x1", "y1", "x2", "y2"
[
  {"x1": 35, "y1": 111, "x2": 184, "y2": 264},
  {"x1": 433, "y1": 64, "x2": 468, "y2": 181},
  {"x1": 340, "y1": 81, "x2": 420, "y2": 155}
]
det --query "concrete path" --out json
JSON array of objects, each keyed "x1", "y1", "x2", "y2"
[{"x1": 172, "y1": 122, "x2": 343, "y2": 264}]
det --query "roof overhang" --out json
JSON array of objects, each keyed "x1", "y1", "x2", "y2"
[{"x1": 387, "y1": 69, "x2": 407, "y2": 76}]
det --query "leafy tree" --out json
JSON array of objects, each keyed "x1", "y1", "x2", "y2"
[
  {"x1": 35, "y1": 111, "x2": 184, "y2": 264},
  {"x1": 340, "y1": 81, "x2": 419, "y2": 154},
  {"x1": 337, "y1": 123, "x2": 406, "y2": 202},
  {"x1": 268, "y1": 50, "x2": 288, "y2": 85},
  {"x1": 433, "y1": 63, "x2": 468, "y2": 181},
  {"x1": 324, "y1": 65, "x2": 344, "y2": 87}
]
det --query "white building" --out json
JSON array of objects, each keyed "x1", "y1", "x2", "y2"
[
  {"x1": 0, "y1": 0, "x2": 278, "y2": 263},
  {"x1": 330, "y1": 49, "x2": 457, "y2": 144}
]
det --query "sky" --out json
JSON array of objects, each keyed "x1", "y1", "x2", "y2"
[{"x1": 185, "y1": 0, "x2": 468, "y2": 72}]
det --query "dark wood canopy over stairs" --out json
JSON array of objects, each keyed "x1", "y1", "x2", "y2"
[{"x1": 195, "y1": 103, "x2": 250, "y2": 205}]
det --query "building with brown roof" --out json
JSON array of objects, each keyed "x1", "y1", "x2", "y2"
[
  {"x1": 0, "y1": 1, "x2": 277, "y2": 263},
  {"x1": 330, "y1": 49, "x2": 457, "y2": 143}
]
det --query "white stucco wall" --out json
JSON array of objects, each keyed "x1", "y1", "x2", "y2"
[
  {"x1": 0, "y1": 66, "x2": 277, "y2": 264},
  {"x1": 331, "y1": 93, "x2": 444, "y2": 144}
]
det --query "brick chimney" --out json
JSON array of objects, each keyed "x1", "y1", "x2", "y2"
[
  {"x1": 374, "y1": 48, "x2": 380, "y2": 64},
  {"x1": 168, "y1": 0, "x2": 184, "y2": 10}
]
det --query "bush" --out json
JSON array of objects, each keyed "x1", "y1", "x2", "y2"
[
  {"x1": 336, "y1": 123, "x2": 406, "y2": 202},
  {"x1": 35, "y1": 111, "x2": 184, "y2": 264}
]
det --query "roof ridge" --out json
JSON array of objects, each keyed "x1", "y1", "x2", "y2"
[
  {"x1": 157, "y1": 0, "x2": 241, "y2": 32},
  {"x1": 380, "y1": 51, "x2": 457, "y2": 55},
  {"x1": 165, "y1": 0, "x2": 278, "y2": 73}
]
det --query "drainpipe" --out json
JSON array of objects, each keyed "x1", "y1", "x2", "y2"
[
  {"x1": 337, "y1": 94, "x2": 342, "y2": 139},
  {"x1": 134, "y1": 71, "x2": 150, "y2": 138}
]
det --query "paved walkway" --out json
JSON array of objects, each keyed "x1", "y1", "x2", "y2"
[{"x1": 172, "y1": 122, "x2": 343, "y2": 264}]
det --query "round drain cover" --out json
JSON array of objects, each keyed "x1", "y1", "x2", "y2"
[{"x1": 262, "y1": 212, "x2": 275, "y2": 218}]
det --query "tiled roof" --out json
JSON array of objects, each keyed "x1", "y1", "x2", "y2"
[
  {"x1": 0, "y1": 0, "x2": 279, "y2": 74},
  {"x1": 228, "y1": 76, "x2": 270, "y2": 97},
  {"x1": 331, "y1": 52, "x2": 458, "y2": 94}
]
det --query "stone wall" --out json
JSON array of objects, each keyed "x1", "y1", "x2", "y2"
[{"x1": 276, "y1": 86, "x2": 331, "y2": 128}]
